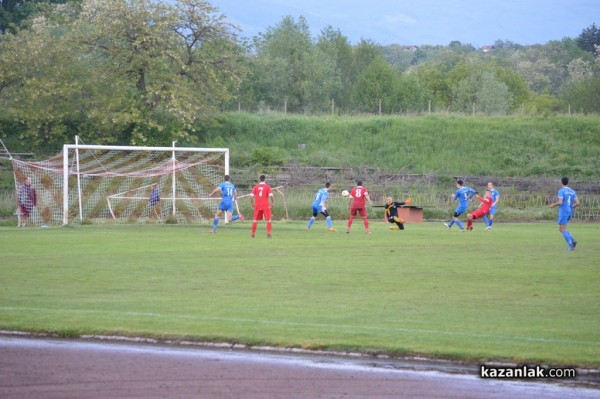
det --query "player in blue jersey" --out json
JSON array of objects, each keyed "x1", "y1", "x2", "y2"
[
  {"x1": 209, "y1": 175, "x2": 244, "y2": 234},
  {"x1": 550, "y1": 177, "x2": 579, "y2": 251},
  {"x1": 444, "y1": 179, "x2": 476, "y2": 231},
  {"x1": 483, "y1": 181, "x2": 500, "y2": 231},
  {"x1": 307, "y1": 182, "x2": 337, "y2": 232}
]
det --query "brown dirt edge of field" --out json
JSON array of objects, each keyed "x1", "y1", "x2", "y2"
[{"x1": 1, "y1": 330, "x2": 598, "y2": 389}]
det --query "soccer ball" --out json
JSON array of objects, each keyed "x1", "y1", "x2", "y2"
[{"x1": 341, "y1": 190, "x2": 350, "y2": 197}]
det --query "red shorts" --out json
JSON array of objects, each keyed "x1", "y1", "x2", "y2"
[
  {"x1": 253, "y1": 207, "x2": 272, "y2": 221},
  {"x1": 350, "y1": 207, "x2": 367, "y2": 217},
  {"x1": 470, "y1": 208, "x2": 489, "y2": 220}
]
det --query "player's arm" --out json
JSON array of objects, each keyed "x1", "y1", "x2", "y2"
[
  {"x1": 365, "y1": 192, "x2": 373, "y2": 205},
  {"x1": 269, "y1": 193, "x2": 274, "y2": 207},
  {"x1": 208, "y1": 187, "x2": 220, "y2": 197},
  {"x1": 573, "y1": 197, "x2": 580, "y2": 209},
  {"x1": 549, "y1": 197, "x2": 563, "y2": 208}
]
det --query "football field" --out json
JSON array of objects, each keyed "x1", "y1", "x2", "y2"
[{"x1": 1, "y1": 221, "x2": 598, "y2": 368}]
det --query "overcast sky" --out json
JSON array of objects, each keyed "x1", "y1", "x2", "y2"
[{"x1": 213, "y1": 0, "x2": 599, "y2": 47}]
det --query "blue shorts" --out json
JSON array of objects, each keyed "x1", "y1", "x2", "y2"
[
  {"x1": 557, "y1": 210, "x2": 572, "y2": 225},
  {"x1": 219, "y1": 198, "x2": 234, "y2": 213},
  {"x1": 312, "y1": 205, "x2": 329, "y2": 217},
  {"x1": 488, "y1": 206, "x2": 497, "y2": 216}
]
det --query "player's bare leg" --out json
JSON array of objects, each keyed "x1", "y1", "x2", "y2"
[{"x1": 346, "y1": 216, "x2": 354, "y2": 234}]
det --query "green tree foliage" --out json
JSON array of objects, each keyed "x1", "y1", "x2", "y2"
[
  {"x1": 252, "y1": 16, "x2": 326, "y2": 113},
  {"x1": 452, "y1": 67, "x2": 513, "y2": 115},
  {"x1": 413, "y1": 63, "x2": 453, "y2": 110},
  {"x1": 352, "y1": 58, "x2": 399, "y2": 114},
  {"x1": 0, "y1": 0, "x2": 71, "y2": 33},
  {"x1": 561, "y1": 76, "x2": 600, "y2": 114},
  {"x1": 577, "y1": 23, "x2": 600, "y2": 53},
  {"x1": 395, "y1": 72, "x2": 430, "y2": 113},
  {"x1": 316, "y1": 26, "x2": 352, "y2": 112},
  {"x1": 2, "y1": 9, "x2": 600, "y2": 155},
  {"x1": 0, "y1": 0, "x2": 244, "y2": 149}
]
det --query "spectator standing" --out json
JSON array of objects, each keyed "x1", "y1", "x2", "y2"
[{"x1": 17, "y1": 177, "x2": 37, "y2": 227}]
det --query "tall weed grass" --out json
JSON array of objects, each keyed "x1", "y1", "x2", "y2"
[{"x1": 207, "y1": 113, "x2": 600, "y2": 178}]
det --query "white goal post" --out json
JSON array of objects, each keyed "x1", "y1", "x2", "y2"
[
  {"x1": 8, "y1": 138, "x2": 229, "y2": 226},
  {"x1": 61, "y1": 141, "x2": 229, "y2": 226}
]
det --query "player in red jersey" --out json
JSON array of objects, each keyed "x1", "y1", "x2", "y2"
[
  {"x1": 250, "y1": 175, "x2": 274, "y2": 238},
  {"x1": 466, "y1": 190, "x2": 493, "y2": 231},
  {"x1": 346, "y1": 181, "x2": 373, "y2": 234}
]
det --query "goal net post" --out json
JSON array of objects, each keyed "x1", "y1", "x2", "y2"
[
  {"x1": 10, "y1": 140, "x2": 229, "y2": 226},
  {"x1": 62, "y1": 142, "x2": 229, "y2": 226}
]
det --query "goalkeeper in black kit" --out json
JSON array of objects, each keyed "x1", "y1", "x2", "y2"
[{"x1": 384, "y1": 196, "x2": 412, "y2": 230}]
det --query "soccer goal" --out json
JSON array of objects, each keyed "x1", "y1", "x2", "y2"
[{"x1": 10, "y1": 138, "x2": 229, "y2": 226}]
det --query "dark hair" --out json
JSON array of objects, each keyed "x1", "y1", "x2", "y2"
[
  {"x1": 456, "y1": 180, "x2": 464, "y2": 186},
  {"x1": 325, "y1": 182, "x2": 331, "y2": 188},
  {"x1": 224, "y1": 175, "x2": 230, "y2": 181},
  {"x1": 562, "y1": 177, "x2": 569, "y2": 185},
  {"x1": 356, "y1": 181, "x2": 363, "y2": 186},
  {"x1": 259, "y1": 175, "x2": 266, "y2": 182}
]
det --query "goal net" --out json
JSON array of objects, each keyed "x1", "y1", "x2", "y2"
[{"x1": 10, "y1": 140, "x2": 229, "y2": 226}]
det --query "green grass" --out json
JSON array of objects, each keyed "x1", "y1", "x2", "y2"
[
  {"x1": 209, "y1": 113, "x2": 600, "y2": 178},
  {"x1": 1, "y1": 221, "x2": 599, "y2": 368}
]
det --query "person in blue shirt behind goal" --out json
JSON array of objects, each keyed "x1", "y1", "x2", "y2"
[
  {"x1": 307, "y1": 182, "x2": 337, "y2": 232},
  {"x1": 209, "y1": 175, "x2": 244, "y2": 234},
  {"x1": 444, "y1": 179, "x2": 476, "y2": 231},
  {"x1": 550, "y1": 176, "x2": 579, "y2": 251}
]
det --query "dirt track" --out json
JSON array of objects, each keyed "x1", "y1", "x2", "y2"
[{"x1": 1, "y1": 336, "x2": 598, "y2": 399}]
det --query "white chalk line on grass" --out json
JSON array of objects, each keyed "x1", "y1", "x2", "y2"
[{"x1": 1, "y1": 306, "x2": 597, "y2": 346}]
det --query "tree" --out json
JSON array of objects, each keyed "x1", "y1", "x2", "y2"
[
  {"x1": 561, "y1": 76, "x2": 600, "y2": 114},
  {"x1": 316, "y1": 26, "x2": 351, "y2": 112},
  {"x1": 566, "y1": 58, "x2": 594, "y2": 83},
  {"x1": 251, "y1": 16, "x2": 341, "y2": 114},
  {"x1": 452, "y1": 69, "x2": 513, "y2": 115},
  {"x1": 413, "y1": 63, "x2": 453, "y2": 109},
  {"x1": 577, "y1": 23, "x2": 600, "y2": 53},
  {"x1": 476, "y1": 72, "x2": 513, "y2": 115},
  {"x1": 251, "y1": 16, "x2": 314, "y2": 112},
  {"x1": 0, "y1": 0, "x2": 245, "y2": 149},
  {"x1": 395, "y1": 72, "x2": 430, "y2": 113},
  {"x1": 352, "y1": 58, "x2": 399, "y2": 114},
  {"x1": 1, "y1": 0, "x2": 71, "y2": 33}
]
